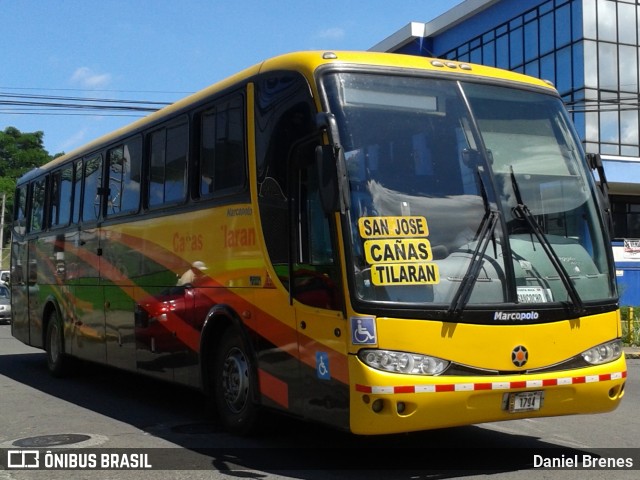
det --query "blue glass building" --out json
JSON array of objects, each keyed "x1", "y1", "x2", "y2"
[{"x1": 372, "y1": 0, "x2": 640, "y2": 305}]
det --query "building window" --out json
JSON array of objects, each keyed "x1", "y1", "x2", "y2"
[
  {"x1": 597, "y1": 0, "x2": 618, "y2": 43},
  {"x1": 433, "y1": 0, "x2": 640, "y2": 158},
  {"x1": 612, "y1": 196, "x2": 640, "y2": 240}
]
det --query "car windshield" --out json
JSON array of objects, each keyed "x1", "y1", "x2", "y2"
[
  {"x1": 322, "y1": 72, "x2": 614, "y2": 316},
  {"x1": 0, "y1": 286, "x2": 9, "y2": 299}
]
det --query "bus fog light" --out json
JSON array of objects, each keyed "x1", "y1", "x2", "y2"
[
  {"x1": 581, "y1": 339, "x2": 622, "y2": 365},
  {"x1": 372, "y1": 399, "x2": 384, "y2": 413},
  {"x1": 358, "y1": 349, "x2": 450, "y2": 375}
]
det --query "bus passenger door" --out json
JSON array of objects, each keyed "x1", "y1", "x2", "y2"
[
  {"x1": 70, "y1": 226, "x2": 106, "y2": 363},
  {"x1": 291, "y1": 143, "x2": 349, "y2": 429},
  {"x1": 70, "y1": 154, "x2": 107, "y2": 364},
  {"x1": 27, "y1": 240, "x2": 40, "y2": 346},
  {"x1": 9, "y1": 185, "x2": 30, "y2": 344},
  {"x1": 9, "y1": 235, "x2": 30, "y2": 344},
  {"x1": 101, "y1": 228, "x2": 137, "y2": 372}
]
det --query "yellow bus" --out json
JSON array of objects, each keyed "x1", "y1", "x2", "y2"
[{"x1": 10, "y1": 51, "x2": 626, "y2": 435}]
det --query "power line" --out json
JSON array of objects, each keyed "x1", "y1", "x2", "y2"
[
  {"x1": 0, "y1": 85, "x2": 192, "y2": 95},
  {"x1": 0, "y1": 91, "x2": 173, "y2": 117},
  {"x1": 0, "y1": 92, "x2": 171, "y2": 106},
  {"x1": 2, "y1": 89, "x2": 639, "y2": 117},
  {"x1": 0, "y1": 111, "x2": 145, "y2": 117}
]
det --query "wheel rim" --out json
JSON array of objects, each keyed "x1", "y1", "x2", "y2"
[
  {"x1": 221, "y1": 347, "x2": 250, "y2": 414},
  {"x1": 49, "y1": 323, "x2": 60, "y2": 364}
]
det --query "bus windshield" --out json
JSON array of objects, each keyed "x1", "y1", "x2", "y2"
[{"x1": 322, "y1": 72, "x2": 615, "y2": 314}]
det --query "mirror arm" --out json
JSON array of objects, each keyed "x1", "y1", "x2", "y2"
[{"x1": 316, "y1": 113, "x2": 350, "y2": 214}]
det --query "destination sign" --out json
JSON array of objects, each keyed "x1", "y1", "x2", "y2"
[
  {"x1": 358, "y1": 216, "x2": 429, "y2": 239},
  {"x1": 371, "y1": 262, "x2": 440, "y2": 286},
  {"x1": 364, "y1": 238, "x2": 433, "y2": 264}
]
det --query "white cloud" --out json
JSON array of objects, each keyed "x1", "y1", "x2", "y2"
[
  {"x1": 70, "y1": 67, "x2": 112, "y2": 89},
  {"x1": 315, "y1": 27, "x2": 345, "y2": 41}
]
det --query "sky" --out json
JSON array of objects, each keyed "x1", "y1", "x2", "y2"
[{"x1": 1, "y1": 0, "x2": 463, "y2": 156}]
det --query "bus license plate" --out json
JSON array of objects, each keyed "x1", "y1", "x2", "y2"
[{"x1": 508, "y1": 391, "x2": 544, "y2": 413}]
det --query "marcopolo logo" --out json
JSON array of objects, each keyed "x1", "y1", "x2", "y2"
[{"x1": 493, "y1": 311, "x2": 539, "y2": 321}]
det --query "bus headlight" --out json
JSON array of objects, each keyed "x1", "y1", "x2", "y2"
[
  {"x1": 581, "y1": 339, "x2": 622, "y2": 365},
  {"x1": 359, "y1": 349, "x2": 450, "y2": 375}
]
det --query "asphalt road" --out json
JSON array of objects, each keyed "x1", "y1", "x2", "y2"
[{"x1": 0, "y1": 323, "x2": 638, "y2": 480}]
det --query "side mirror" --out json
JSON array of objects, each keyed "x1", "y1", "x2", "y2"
[
  {"x1": 586, "y1": 152, "x2": 603, "y2": 170},
  {"x1": 586, "y1": 152, "x2": 614, "y2": 238}
]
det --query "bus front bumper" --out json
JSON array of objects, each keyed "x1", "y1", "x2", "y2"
[{"x1": 349, "y1": 355, "x2": 627, "y2": 435}]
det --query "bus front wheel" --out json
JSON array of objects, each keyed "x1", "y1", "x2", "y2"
[
  {"x1": 45, "y1": 310, "x2": 68, "y2": 377},
  {"x1": 213, "y1": 328, "x2": 258, "y2": 435}
]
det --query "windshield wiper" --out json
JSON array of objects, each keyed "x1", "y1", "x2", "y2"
[
  {"x1": 447, "y1": 168, "x2": 499, "y2": 320},
  {"x1": 509, "y1": 166, "x2": 585, "y2": 316}
]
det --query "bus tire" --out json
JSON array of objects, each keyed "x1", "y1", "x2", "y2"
[
  {"x1": 213, "y1": 328, "x2": 258, "y2": 435},
  {"x1": 45, "y1": 310, "x2": 68, "y2": 377}
]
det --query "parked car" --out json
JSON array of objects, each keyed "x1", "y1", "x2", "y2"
[
  {"x1": 0, "y1": 270, "x2": 9, "y2": 285},
  {"x1": 0, "y1": 284, "x2": 10, "y2": 324}
]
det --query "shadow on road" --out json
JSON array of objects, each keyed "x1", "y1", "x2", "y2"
[{"x1": 0, "y1": 350, "x2": 601, "y2": 478}]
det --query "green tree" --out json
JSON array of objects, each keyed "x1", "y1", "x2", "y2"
[{"x1": 0, "y1": 127, "x2": 54, "y2": 255}]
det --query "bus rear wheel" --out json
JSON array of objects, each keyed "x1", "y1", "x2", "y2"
[
  {"x1": 45, "y1": 310, "x2": 68, "y2": 377},
  {"x1": 212, "y1": 328, "x2": 258, "y2": 435}
]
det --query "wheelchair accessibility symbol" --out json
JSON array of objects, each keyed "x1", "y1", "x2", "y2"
[
  {"x1": 351, "y1": 317, "x2": 377, "y2": 345},
  {"x1": 316, "y1": 352, "x2": 331, "y2": 380}
]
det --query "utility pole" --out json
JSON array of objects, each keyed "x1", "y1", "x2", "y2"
[{"x1": 0, "y1": 192, "x2": 5, "y2": 270}]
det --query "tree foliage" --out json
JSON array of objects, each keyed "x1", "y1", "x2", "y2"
[
  {"x1": 0, "y1": 126, "x2": 54, "y2": 247},
  {"x1": 0, "y1": 127, "x2": 51, "y2": 178}
]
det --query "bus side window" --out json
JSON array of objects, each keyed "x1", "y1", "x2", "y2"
[
  {"x1": 49, "y1": 165, "x2": 73, "y2": 228},
  {"x1": 29, "y1": 179, "x2": 46, "y2": 233},
  {"x1": 81, "y1": 154, "x2": 103, "y2": 222},
  {"x1": 106, "y1": 137, "x2": 141, "y2": 216},
  {"x1": 165, "y1": 123, "x2": 188, "y2": 204},
  {"x1": 13, "y1": 184, "x2": 27, "y2": 236},
  {"x1": 72, "y1": 160, "x2": 82, "y2": 224},
  {"x1": 200, "y1": 95, "x2": 246, "y2": 198},
  {"x1": 149, "y1": 121, "x2": 188, "y2": 208}
]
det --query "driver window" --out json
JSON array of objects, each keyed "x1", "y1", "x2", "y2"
[
  {"x1": 255, "y1": 72, "x2": 343, "y2": 311},
  {"x1": 292, "y1": 143, "x2": 343, "y2": 311}
]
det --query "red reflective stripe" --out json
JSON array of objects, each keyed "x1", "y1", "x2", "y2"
[
  {"x1": 355, "y1": 370, "x2": 627, "y2": 396},
  {"x1": 435, "y1": 384, "x2": 455, "y2": 392},
  {"x1": 394, "y1": 386, "x2": 415, "y2": 394},
  {"x1": 355, "y1": 384, "x2": 372, "y2": 393},
  {"x1": 475, "y1": 383, "x2": 492, "y2": 390}
]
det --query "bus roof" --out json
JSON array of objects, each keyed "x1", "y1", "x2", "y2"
[{"x1": 22, "y1": 50, "x2": 555, "y2": 182}]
